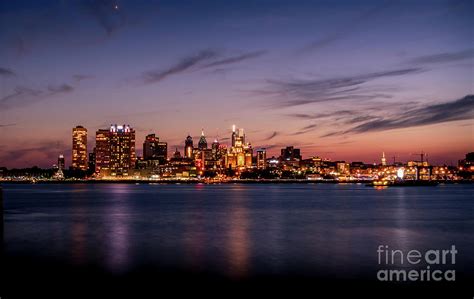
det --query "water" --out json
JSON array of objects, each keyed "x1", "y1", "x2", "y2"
[{"x1": 2, "y1": 183, "x2": 474, "y2": 294}]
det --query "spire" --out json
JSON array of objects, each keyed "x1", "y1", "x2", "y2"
[
  {"x1": 381, "y1": 151, "x2": 387, "y2": 166},
  {"x1": 201, "y1": 128, "x2": 205, "y2": 136}
]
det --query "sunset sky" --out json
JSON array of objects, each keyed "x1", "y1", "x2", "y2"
[{"x1": 0, "y1": 0, "x2": 473, "y2": 168}]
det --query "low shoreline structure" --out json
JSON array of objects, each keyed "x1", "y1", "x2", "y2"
[{"x1": 0, "y1": 179, "x2": 472, "y2": 185}]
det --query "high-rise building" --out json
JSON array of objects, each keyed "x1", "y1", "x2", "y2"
[
  {"x1": 95, "y1": 129, "x2": 110, "y2": 174},
  {"x1": 94, "y1": 125, "x2": 136, "y2": 176},
  {"x1": 143, "y1": 133, "x2": 168, "y2": 164},
  {"x1": 72, "y1": 125, "x2": 88, "y2": 170},
  {"x1": 280, "y1": 146, "x2": 301, "y2": 161},
  {"x1": 58, "y1": 154, "x2": 65, "y2": 170},
  {"x1": 156, "y1": 141, "x2": 167, "y2": 164},
  {"x1": 109, "y1": 124, "x2": 136, "y2": 176},
  {"x1": 143, "y1": 134, "x2": 158, "y2": 160},
  {"x1": 198, "y1": 129, "x2": 208, "y2": 150},
  {"x1": 211, "y1": 138, "x2": 220, "y2": 160},
  {"x1": 381, "y1": 152, "x2": 387, "y2": 166},
  {"x1": 172, "y1": 148, "x2": 181, "y2": 159},
  {"x1": 257, "y1": 148, "x2": 267, "y2": 169},
  {"x1": 225, "y1": 125, "x2": 252, "y2": 169},
  {"x1": 184, "y1": 135, "x2": 194, "y2": 159}
]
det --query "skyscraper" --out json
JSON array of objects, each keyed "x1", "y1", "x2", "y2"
[
  {"x1": 226, "y1": 125, "x2": 252, "y2": 169},
  {"x1": 211, "y1": 138, "x2": 220, "y2": 160},
  {"x1": 280, "y1": 146, "x2": 301, "y2": 161},
  {"x1": 184, "y1": 135, "x2": 193, "y2": 159},
  {"x1": 95, "y1": 129, "x2": 110, "y2": 174},
  {"x1": 143, "y1": 133, "x2": 167, "y2": 165},
  {"x1": 381, "y1": 152, "x2": 387, "y2": 166},
  {"x1": 143, "y1": 134, "x2": 159, "y2": 160},
  {"x1": 257, "y1": 148, "x2": 267, "y2": 169},
  {"x1": 58, "y1": 154, "x2": 65, "y2": 170},
  {"x1": 109, "y1": 124, "x2": 136, "y2": 176},
  {"x1": 72, "y1": 125, "x2": 87, "y2": 170},
  {"x1": 94, "y1": 125, "x2": 136, "y2": 176},
  {"x1": 198, "y1": 129, "x2": 208, "y2": 150}
]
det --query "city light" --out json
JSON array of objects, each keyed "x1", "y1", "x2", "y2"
[{"x1": 0, "y1": 124, "x2": 472, "y2": 184}]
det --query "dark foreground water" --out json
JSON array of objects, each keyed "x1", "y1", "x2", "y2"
[{"x1": 2, "y1": 183, "x2": 474, "y2": 297}]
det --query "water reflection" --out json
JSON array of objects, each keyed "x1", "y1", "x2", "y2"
[
  {"x1": 225, "y1": 188, "x2": 250, "y2": 278},
  {"x1": 71, "y1": 205, "x2": 87, "y2": 265},
  {"x1": 4, "y1": 183, "x2": 473, "y2": 280},
  {"x1": 183, "y1": 197, "x2": 206, "y2": 272},
  {"x1": 104, "y1": 185, "x2": 132, "y2": 273}
]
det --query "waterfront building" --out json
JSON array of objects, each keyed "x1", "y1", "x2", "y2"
[
  {"x1": 94, "y1": 125, "x2": 136, "y2": 177},
  {"x1": 143, "y1": 133, "x2": 168, "y2": 165},
  {"x1": 381, "y1": 152, "x2": 387, "y2": 166},
  {"x1": 58, "y1": 154, "x2": 65, "y2": 170},
  {"x1": 256, "y1": 148, "x2": 267, "y2": 169},
  {"x1": 109, "y1": 124, "x2": 136, "y2": 176},
  {"x1": 95, "y1": 129, "x2": 111, "y2": 174},
  {"x1": 184, "y1": 135, "x2": 193, "y2": 159},
  {"x1": 225, "y1": 125, "x2": 253, "y2": 169},
  {"x1": 198, "y1": 129, "x2": 208, "y2": 150},
  {"x1": 72, "y1": 125, "x2": 88, "y2": 170}
]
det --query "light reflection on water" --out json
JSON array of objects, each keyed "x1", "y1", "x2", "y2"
[{"x1": 3, "y1": 183, "x2": 474, "y2": 278}]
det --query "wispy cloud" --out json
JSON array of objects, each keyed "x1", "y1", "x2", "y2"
[
  {"x1": 142, "y1": 50, "x2": 219, "y2": 84},
  {"x1": 287, "y1": 110, "x2": 355, "y2": 120},
  {"x1": 0, "y1": 84, "x2": 74, "y2": 110},
  {"x1": 0, "y1": 67, "x2": 16, "y2": 77},
  {"x1": 0, "y1": 123, "x2": 16, "y2": 128},
  {"x1": 291, "y1": 123, "x2": 318, "y2": 135},
  {"x1": 48, "y1": 84, "x2": 74, "y2": 93},
  {"x1": 407, "y1": 49, "x2": 474, "y2": 65},
  {"x1": 259, "y1": 68, "x2": 422, "y2": 108},
  {"x1": 323, "y1": 95, "x2": 474, "y2": 136},
  {"x1": 202, "y1": 50, "x2": 267, "y2": 68},
  {"x1": 299, "y1": 1, "x2": 390, "y2": 52},
  {"x1": 73, "y1": 74, "x2": 94, "y2": 81},
  {"x1": 141, "y1": 49, "x2": 267, "y2": 84},
  {"x1": 262, "y1": 131, "x2": 279, "y2": 141}
]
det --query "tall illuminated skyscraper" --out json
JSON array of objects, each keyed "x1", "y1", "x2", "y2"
[
  {"x1": 381, "y1": 152, "x2": 387, "y2": 166},
  {"x1": 184, "y1": 135, "x2": 193, "y2": 159},
  {"x1": 72, "y1": 125, "x2": 88, "y2": 170},
  {"x1": 109, "y1": 124, "x2": 136, "y2": 176},
  {"x1": 198, "y1": 129, "x2": 208, "y2": 150},
  {"x1": 94, "y1": 125, "x2": 136, "y2": 176},
  {"x1": 226, "y1": 125, "x2": 252, "y2": 169},
  {"x1": 211, "y1": 137, "x2": 220, "y2": 160},
  {"x1": 58, "y1": 154, "x2": 65, "y2": 170},
  {"x1": 95, "y1": 129, "x2": 110, "y2": 174}
]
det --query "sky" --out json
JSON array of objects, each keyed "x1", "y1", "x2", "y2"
[{"x1": 0, "y1": 0, "x2": 473, "y2": 168}]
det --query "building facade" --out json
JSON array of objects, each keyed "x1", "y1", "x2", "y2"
[
  {"x1": 143, "y1": 133, "x2": 168, "y2": 165},
  {"x1": 95, "y1": 125, "x2": 136, "y2": 177},
  {"x1": 72, "y1": 125, "x2": 88, "y2": 170}
]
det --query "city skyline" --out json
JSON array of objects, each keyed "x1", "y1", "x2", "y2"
[
  {"x1": 0, "y1": 119, "x2": 473, "y2": 168},
  {"x1": 0, "y1": 0, "x2": 473, "y2": 168}
]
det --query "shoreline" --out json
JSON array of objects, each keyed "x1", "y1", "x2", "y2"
[{"x1": 1, "y1": 179, "x2": 472, "y2": 185}]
